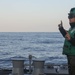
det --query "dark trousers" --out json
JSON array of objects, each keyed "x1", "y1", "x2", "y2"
[{"x1": 67, "y1": 55, "x2": 75, "y2": 75}]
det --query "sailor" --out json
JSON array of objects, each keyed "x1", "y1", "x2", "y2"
[{"x1": 58, "y1": 7, "x2": 75, "y2": 75}]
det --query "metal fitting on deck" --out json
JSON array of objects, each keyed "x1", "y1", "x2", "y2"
[
  {"x1": 11, "y1": 57, "x2": 25, "y2": 75},
  {"x1": 32, "y1": 59, "x2": 45, "y2": 75}
]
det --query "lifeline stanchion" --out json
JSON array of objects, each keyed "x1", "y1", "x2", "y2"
[
  {"x1": 29, "y1": 55, "x2": 32, "y2": 74},
  {"x1": 11, "y1": 57, "x2": 25, "y2": 75},
  {"x1": 32, "y1": 59, "x2": 45, "y2": 75}
]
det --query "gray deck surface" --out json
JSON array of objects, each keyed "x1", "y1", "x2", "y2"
[{"x1": 0, "y1": 69, "x2": 69, "y2": 75}]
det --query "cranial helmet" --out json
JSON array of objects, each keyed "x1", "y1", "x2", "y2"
[
  {"x1": 68, "y1": 8, "x2": 75, "y2": 19},
  {"x1": 70, "y1": 7, "x2": 75, "y2": 14}
]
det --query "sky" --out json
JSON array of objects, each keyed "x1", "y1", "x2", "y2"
[{"x1": 0, "y1": 0, "x2": 75, "y2": 32}]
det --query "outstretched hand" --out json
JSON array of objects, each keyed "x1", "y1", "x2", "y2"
[
  {"x1": 58, "y1": 20, "x2": 63, "y2": 28},
  {"x1": 58, "y1": 20, "x2": 70, "y2": 40}
]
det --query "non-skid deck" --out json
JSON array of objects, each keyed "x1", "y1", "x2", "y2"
[{"x1": 0, "y1": 69, "x2": 69, "y2": 75}]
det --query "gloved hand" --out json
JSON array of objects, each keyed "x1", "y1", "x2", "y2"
[
  {"x1": 58, "y1": 20, "x2": 67, "y2": 37},
  {"x1": 58, "y1": 20, "x2": 63, "y2": 28}
]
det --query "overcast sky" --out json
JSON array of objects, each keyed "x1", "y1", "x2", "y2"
[{"x1": 0, "y1": 0, "x2": 75, "y2": 32}]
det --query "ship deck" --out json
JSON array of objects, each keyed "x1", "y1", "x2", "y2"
[{"x1": 0, "y1": 69, "x2": 69, "y2": 75}]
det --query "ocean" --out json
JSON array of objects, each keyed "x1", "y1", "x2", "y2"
[{"x1": 0, "y1": 32, "x2": 67, "y2": 69}]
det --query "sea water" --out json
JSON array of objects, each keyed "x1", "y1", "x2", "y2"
[{"x1": 0, "y1": 32, "x2": 67, "y2": 69}]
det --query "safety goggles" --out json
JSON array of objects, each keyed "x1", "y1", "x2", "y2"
[{"x1": 68, "y1": 13, "x2": 75, "y2": 19}]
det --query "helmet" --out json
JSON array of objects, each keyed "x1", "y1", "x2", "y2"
[
  {"x1": 69, "y1": 7, "x2": 75, "y2": 14},
  {"x1": 68, "y1": 8, "x2": 75, "y2": 19}
]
